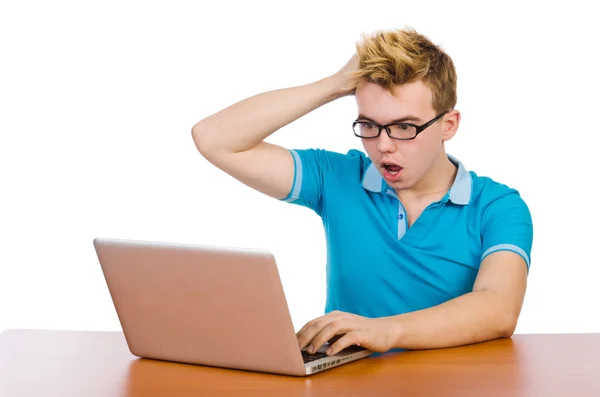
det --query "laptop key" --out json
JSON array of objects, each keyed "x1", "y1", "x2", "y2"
[{"x1": 301, "y1": 350, "x2": 328, "y2": 363}]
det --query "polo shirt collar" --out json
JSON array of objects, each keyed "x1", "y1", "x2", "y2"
[{"x1": 361, "y1": 154, "x2": 472, "y2": 205}]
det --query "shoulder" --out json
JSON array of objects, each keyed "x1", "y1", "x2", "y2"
[
  {"x1": 470, "y1": 172, "x2": 528, "y2": 207},
  {"x1": 291, "y1": 147, "x2": 367, "y2": 162},
  {"x1": 290, "y1": 148, "x2": 370, "y2": 175},
  {"x1": 467, "y1": 171, "x2": 534, "y2": 268},
  {"x1": 469, "y1": 171, "x2": 533, "y2": 228}
]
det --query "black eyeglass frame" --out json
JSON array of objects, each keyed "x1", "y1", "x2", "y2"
[{"x1": 352, "y1": 111, "x2": 448, "y2": 140}]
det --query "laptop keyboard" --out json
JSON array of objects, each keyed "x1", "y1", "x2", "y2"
[
  {"x1": 301, "y1": 350, "x2": 328, "y2": 363},
  {"x1": 301, "y1": 345, "x2": 365, "y2": 363}
]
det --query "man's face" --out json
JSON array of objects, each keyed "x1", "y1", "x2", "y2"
[{"x1": 354, "y1": 79, "x2": 454, "y2": 193}]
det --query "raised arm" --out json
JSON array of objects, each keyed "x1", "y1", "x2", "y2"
[{"x1": 191, "y1": 56, "x2": 358, "y2": 199}]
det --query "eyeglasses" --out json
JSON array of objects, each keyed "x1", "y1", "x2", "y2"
[{"x1": 352, "y1": 112, "x2": 447, "y2": 140}]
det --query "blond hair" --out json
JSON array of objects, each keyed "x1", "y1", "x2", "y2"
[{"x1": 351, "y1": 27, "x2": 457, "y2": 113}]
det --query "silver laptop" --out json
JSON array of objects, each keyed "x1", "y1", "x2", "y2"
[{"x1": 93, "y1": 237, "x2": 372, "y2": 376}]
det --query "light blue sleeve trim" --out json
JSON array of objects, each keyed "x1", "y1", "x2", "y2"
[
  {"x1": 481, "y1": 244, "x2": 530, "y2": 268},
  {"x1": 282, "y1": 149, "x2": 302, "y2": 203}
]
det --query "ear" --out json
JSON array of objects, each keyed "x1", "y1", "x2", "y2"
[{"x1": 442, "y1": 110, "x2": 460, "y2": 141}]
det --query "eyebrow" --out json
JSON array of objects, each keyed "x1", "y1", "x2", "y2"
[{"x1": 357, "y1": 114, "x2": 422, "y2": 123}]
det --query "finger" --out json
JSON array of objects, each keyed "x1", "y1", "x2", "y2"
[
  {"x1": 309, "y1": 319, "x2": 352, "y2": 354},
  {"x1": 296, "y1": 317, "x2": 322, "y2": 339},
  {"x1": 296, "y1": 311, "x2": 343, "y2": 349},
  {"x1": 297, "y1": 318, "x2": 330, "y2": 351},
  {"x1": 296, "y1": 320, "x2": 316, "y2": 341},
  {"x1": 328, "y1": 334, "x2": 343, "y2": 345},
  {"x1": 297, "y1": 326, "x2": 320, "y2": 351},
  {"x1": 327, "y1": 331, "x2": 362, "y2": 356},
  {"x1": 296, "y1": 311, "x2": 343, "y2": 338}
]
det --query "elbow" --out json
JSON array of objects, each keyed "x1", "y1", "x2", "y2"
[
  {"x1": 498, "y1": 313, "x2": 519, "y2": 338},
  {"x1": 191, "y1": 123, "x2": 212, "y2": 157},
  {"x1": 500, "y1": 325, "x2": 516, "y2": 339},
  {"x1": 191, "y1": 124, "x2": 228, "y2": 167}
]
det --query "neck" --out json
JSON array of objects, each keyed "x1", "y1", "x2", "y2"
[{"x1": 397, "y1": 152, "x2": 457, "y2": 201}]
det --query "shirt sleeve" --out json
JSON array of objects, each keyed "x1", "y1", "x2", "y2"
[
  {"x1": 279, "y1": 148, "x2": 329, "y2": 216},
  {"x1": 480, "y1": 189, "x2": 534, "y2": 270}
]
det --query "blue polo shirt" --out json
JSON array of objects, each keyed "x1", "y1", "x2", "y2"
[{"x1": 280, "y1": 148, "x2": 533, "y2": 318}]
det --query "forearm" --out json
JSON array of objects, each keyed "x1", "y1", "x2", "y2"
[
  {"x1": 192, "y1": 75, "x2": 344, "y2": 154},
  {"x1": 387, "y1": 290, "x2": 517, "y2": 350}
]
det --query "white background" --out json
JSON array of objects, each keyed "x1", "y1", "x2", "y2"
[{"x1": 1, "y1": 1, "x2": 598, "y2": 335}]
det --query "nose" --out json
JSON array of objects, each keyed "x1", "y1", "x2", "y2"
[{"x1": 376, "y1": 130, "x2": 397, "y2": 153}]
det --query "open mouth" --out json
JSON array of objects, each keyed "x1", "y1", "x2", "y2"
[{"x1": 382, "y1": 163, "x2": 402, "y2": 176}]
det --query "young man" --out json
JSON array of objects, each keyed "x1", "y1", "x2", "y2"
[{"x1": 191, "y1": 28, "x2": 533, "y2": 357}]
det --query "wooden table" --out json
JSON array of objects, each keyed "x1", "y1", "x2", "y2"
[{"x1": 1, "y1": 329, "x2": 599, "y2": 396}]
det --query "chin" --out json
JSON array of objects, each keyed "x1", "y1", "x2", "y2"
[{"x1": 388, "y1": 179, "x2": 413, "y2": 192}]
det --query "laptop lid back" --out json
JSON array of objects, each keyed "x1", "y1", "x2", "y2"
[{"x1": 93, "y1": 237, "x2": 305, "y2": 376}]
